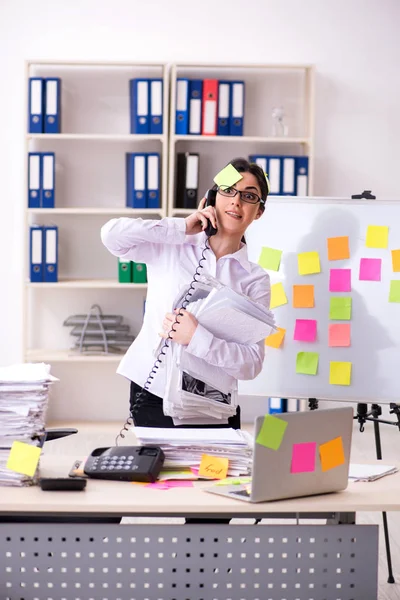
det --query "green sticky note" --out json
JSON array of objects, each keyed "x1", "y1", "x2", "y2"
[
  {"x1": 213, "y1": 164, "x2": 243, "y2": 187},
  {"x1": 296, "y1": 351, "x2": 319, "y2": 375},
  {"x1": 258, "y1": 247, "x2": 282, "y2": 271},
  {"x1": 256, "y1": 415, "x2": 288, "y2": 450},
  {"x1": 389, "y1": 280, "x2": 400, "y2": 302},
  {"x1": 329, "y1": 297, "x2": 352, "y2": 320}
]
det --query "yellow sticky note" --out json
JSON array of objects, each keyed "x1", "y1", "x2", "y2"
[
  {"x1": 329, "y1": 361, "x2": 352, "y2": 386},
  {"x1": 392, "y1": 250, "x2": 400, "y2": 272},
  {"x1": 319, "y1": 437, "x2": 345, "y2": 472},
  {"x1": 366, "y1": 225, "x2": 389, "y2": 249},
  {"x1": 265, "y1": 327, "x2": 286, "y2": 348},
  {"x1": 6, "y1": 441, "x2": 41, "y2": 477},
  {"x1": 270, "y1": 283, "x2": 288, "y2": 309},
  {"x1": 298, "y1": 252, "x2": 321, "y2": 275},
  {"x1": 258, "y1": 247, "x2": 282, "y2": 271},
  {"x1": 213, "y1": 164, "x2": 243, "y2": 187},
  {"x1": 199, "y1": 454, "x2": 229, "y2": 480}
]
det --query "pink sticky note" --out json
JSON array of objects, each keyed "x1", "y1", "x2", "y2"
[
  {"x1": 291, "y1": 442, "x2": 317, "y2": 473},
  {"x1": 294, "y1": 319, "x2": 317, "y2": 342},
  {"x1": 359, "y1": 258, "x2": 382, "y2": 281},
  {"x1": 166, "y1": 481, "x2": 194, "y2": 489},
  {"x1": 329, "y1": 323, "x2": 351, "y2": 347},
  {"x1": 329, "y1": 269, "x2": 351, "y2": 292},
  {"x1": 146, "y1": 482, "x2": 170, "y2": 490}
]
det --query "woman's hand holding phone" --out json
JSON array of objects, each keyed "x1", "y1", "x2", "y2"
[{"x1": 185, "y1": 197, "x2": 217, "y2": 235}]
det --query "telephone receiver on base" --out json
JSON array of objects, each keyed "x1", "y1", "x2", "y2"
[{"x1": 204, "y1": 189, "x2": 218, "y2": 237}]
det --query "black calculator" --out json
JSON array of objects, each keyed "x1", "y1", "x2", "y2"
[{"x1": 84, "y1": 446, "x2": 165, "y2": 482}]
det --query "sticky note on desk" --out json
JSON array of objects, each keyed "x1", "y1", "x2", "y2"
[
  {"x1": 256, "y1": 415, "x2": 288, "y2": 450},
  {"x1": 329, "y1": 361, "x2": 352, "y2": 386},
  {"x1": 291, "y1": 442, "x2": 317, "y2": 473},
  {"x1": 293, "y1": 284, "x2": 314, "y2": 308},
  {"x1": 327, "y1": 236, "x2": 350, "y2": 261},
  {"x1": 296, "y1": 351, "x2": 319, "y2": 375},
  {"x1": 258, "y1": 247, "x2": 282, "y2": 271},
  {"x1": 213, "y1": 164, "x2": 243, "y2": 187},
  {"x1": 298, "y1": 251, "x2": 321, "y2": 275},
  {"x1": 366, "y1": 225, "x2": 388, "y2": 249},
  {"x1": 199, "y1": 454, "x2": 229, "y2": 480},
  {"x1": 329, "y1": 297, "x2": 352, "y2": 320},
  {"x1": 270, "y1": 282, "x2": 288, "y2": 308},
  {"x1": 6, "y1": 441, "x2": 41, "y2": 477},
  {"x1": 319, "y1": 436, "x2": 345, "y2": 471},
  {"x1": 265, "y1": 327, "x2": 286, "y2": 348}
]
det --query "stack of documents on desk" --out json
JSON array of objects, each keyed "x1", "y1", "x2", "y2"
[
  {"x1": 162, "y1": 276, "x2": 276, "y2": 425},
  {"x1": 133, "y1": 426, "x2": 254, "y2": 476},
  {"x1": 349, "y1": 463, "x2": 398, "y2": 482},
  {"x1": 0, "y1": 363, "x2": 56, "y2": 486}
]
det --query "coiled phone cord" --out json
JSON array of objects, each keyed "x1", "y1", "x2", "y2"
[{"x1": 115, "y1": 238, "x2": 211, "y2": 445}]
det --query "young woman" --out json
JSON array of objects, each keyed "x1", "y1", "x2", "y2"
[{"x1": 101, "y1": 157, "x2": 270, "y2": 430}]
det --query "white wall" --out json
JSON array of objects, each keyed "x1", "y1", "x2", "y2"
[{"x1": 0, "y1": 0, "x2": 399, "y2": 381}]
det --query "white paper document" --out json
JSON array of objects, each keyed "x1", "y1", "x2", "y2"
[{"x1": 349, "y1": 463, "x2": 398, "y2": 482}]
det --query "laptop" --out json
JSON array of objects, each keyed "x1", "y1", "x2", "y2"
[{"x1": 206, "y1": 407, "x2": 353, "y2": 503}]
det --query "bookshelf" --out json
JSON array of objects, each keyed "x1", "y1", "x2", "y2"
[
  {"x1": 24, "y1": 60, "x2": 315, "y2": 423},
  {"x1": 168, "y1": 63, "x2": 315, "y2": 215}
]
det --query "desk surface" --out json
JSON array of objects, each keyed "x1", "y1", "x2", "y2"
[{"x1": 0, "y1": 456, "x2": 400, "y2": 517}]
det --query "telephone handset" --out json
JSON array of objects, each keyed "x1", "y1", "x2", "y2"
[{"x1": 204, "y1": 188, "x2": 218, "y2": 237}]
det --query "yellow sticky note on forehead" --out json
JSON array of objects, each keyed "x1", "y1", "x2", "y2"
[{"x1": 213, "y1": 164, "x2": 243, "y2": 187}]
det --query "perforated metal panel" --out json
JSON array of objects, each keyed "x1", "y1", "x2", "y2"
[{"x1": 0, "y1": 523, "x2": 378, "y2": 600}]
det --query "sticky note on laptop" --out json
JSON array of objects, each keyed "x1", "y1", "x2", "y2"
[
  {"x1": 319, "y1": 436, "x2": 345, "y2": 472},
  {"x1": 256, "y1": 415, "x2": 288, "y2": 450}
]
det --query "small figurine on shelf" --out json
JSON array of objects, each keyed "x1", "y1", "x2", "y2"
[{"x1": 271, "y1": 106, "x2": 288, "y2": 137}]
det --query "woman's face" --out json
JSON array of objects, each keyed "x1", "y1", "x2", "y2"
[{"x1": 215, "y1": 171, "x2": 263, "y2": 236}]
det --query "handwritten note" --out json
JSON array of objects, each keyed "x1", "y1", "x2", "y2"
[
  {"x1": 329, "y1": 297, "x2": 352, "y2": 320},
  {"x1": 293, "y1": 284, "x2": 314, "y2": 308},
  {"x1": 291, "y1": 442, "x2": 317, "y2": 474},
  {"x1": 359, "y1": 258, "x2": 382, "y2": 281},
  {"x1": 213, "y1": 164, "x2": 243, "y2": 187},
  {"x1": 258, "y1": 247, "x2": 282, "y2": 272},
  {"x1": 6, "y1": 441, "x2": 41, "y2": 477},
  {"x1": 392, "y1": 250, "x2": 400, "y2": 272},
  {"x1": 265, "y1": 327, "x2": 286, "y2": 348},
  {"x1": 256, "y1": 415, "x2": 288, "y2": 450},
  {"x1": 270, "y1": 283, "x2": 288, "y2": 309},
  {"x1": 329, "y1": 323, "x2": 351, "y2": 347},
  {"x1": 294, "y1": 319, "x2": 317, "y2": 342},
  {"x1": 319, "y1": 437, "x2": 345, "y2": 472},
  {"x1": 329, "y1": 361, "x2": 352, "y2": 386},
  {"x1": 366, "y1": 225, "x2": 389, "y2": 249},
  {"x1": 296, "y1": 352, "x2": 319, "y2": 375},
  {"x1": 327, "y1": 236, "x2": 350, "y2": 261},
  {"x1": 298, "y1": 251, "x2": 321, "y2": 275},
  {"x1": 199, "y1": 454, "x2": 229, "y2": 479},
  {"x1": 329, "y1": 269, "x2": 351, "y2": 292},
  {"x1": 389, "y1": 281, "x2": 400, "y2": 303}
]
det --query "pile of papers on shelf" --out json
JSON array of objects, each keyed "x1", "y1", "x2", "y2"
[
  {"x1": 160, "y1": 275, "x2": 276, "y2": 426},
  {"x1": 133, "y1": 426, "x2": 254, "y2": 477},
  {"x1": 0, "y1": 363, "x2": 57, "y2": 486}
]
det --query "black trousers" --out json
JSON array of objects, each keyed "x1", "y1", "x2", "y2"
[{"x1": 129, "y1": 381, "x2": 241, "y2": 429}]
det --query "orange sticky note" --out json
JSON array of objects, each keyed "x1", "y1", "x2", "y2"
[
  {"x1": 6, "y1": 441, "x2": 41, "y2": 477},
  {"x1": 199, "y1": 454, "x2": 229, "y2": 480},
  {"x1": 293, "y1": 285, "x2": 314, "y2": 308},
  {"x1": 265, "y1": 327, "x2": 286, "y2": 348},
  {"x1": 327, "y1": 236, "x2": 350, "y2": 261},
  {"x1": 392, "y1": 250, "x2": 400, "y2": 272},
  {"x1": 319, "y1": 437, "x2": 345, "y2": 472}
]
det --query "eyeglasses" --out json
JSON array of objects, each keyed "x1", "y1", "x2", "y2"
[{"x1": 217, "y1": 185, "x2": 263, "y2": 205}]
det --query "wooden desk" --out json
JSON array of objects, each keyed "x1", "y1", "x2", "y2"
[{"x1": 1, "y1": 456, "x2": 395, "y2": 600}]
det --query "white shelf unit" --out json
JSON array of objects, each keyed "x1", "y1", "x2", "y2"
[
  {"x1": 24, "y1": 61, "x2": 168, "y2": 422},
  {"x1": 168, "y1": 63, "x2": 315, "y2": 216}
]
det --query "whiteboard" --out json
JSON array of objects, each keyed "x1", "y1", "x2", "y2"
[{"x1": 239, "y1": 197, "x2": 400, "y2": 404}]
